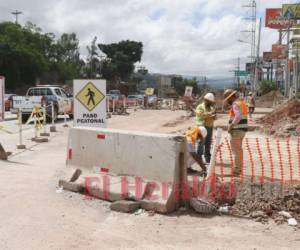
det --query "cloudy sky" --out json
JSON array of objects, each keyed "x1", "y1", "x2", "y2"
[{"x1": 0, "y1": 0, "x2": 298, "y2": 78}]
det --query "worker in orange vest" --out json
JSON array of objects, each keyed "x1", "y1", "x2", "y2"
[
  {"x1": 185, "y1": 126, "x2": 208, "y2": 175},
  {"x1": 246, "y1": 92, "x2": 255, "y2": 120},
  {"x1": 224, "y1": 89, "x2": 248, "y2": 176}
]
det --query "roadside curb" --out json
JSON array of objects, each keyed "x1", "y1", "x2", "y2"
[{"x1": 4, "y1": 117, "x2": 17, "y2": 121}]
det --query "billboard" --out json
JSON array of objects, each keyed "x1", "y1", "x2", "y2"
[
  {"x1": 272, "y1": 44, "x2": 287, "y2": 60},
  {"x1": 266, "y1": 8, "x2": 295, "y2": 29},
  {"x1": 263, "y1": 52, "x2": 273, "y2": 62},
  {"x1": 74, "y1": 79, "x2": 106, "y2": 128},
  {"x1": 283, "y1": 4, "x2": 300, "y2": 19},
  {"x1": 0, "y1": 77, "x2": 4, "y2": 122}
]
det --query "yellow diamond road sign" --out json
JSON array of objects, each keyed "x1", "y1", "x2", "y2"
[{"x1": 76, "y1": 81, "x2": 105, "y2": 112}]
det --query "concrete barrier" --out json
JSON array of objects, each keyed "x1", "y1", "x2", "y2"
[{"x1": 61, "y1": 127, "x2": 188, "y2": 213}]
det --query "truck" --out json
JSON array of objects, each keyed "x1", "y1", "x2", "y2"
[{"x1": 11, "y1": 85, "x2": 73, "y2": 123}]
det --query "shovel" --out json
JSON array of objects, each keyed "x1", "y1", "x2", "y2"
[{"x1": 190, "y1": 128, "x2": 223, "y2": 214}]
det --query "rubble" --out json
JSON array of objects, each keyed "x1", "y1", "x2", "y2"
[
  {"x1": 257, "y1": 99, "x2": 300, "y2": 137},
  {"x1": 278, "y1": 211, "x2": 292, "y2": 219},
  {"x1": 110, "y1": 200, "x2": 141, "y2": 213},
  {"x1": 288, "y1": 218, "x2": 298, "y2": 226},
  {"x1": 256, "y1": 90, "x2": 285, "y2": 108},
  {"x1": 228, "y1": 181, "x2": 300, "y2": 226},
  {"x1": 190, "y1": 198, "x2": 218, "y2": 214}
]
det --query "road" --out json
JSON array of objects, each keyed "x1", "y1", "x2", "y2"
[{"x1": 0, "y1": 110, "x2": 299, "y2": 250}]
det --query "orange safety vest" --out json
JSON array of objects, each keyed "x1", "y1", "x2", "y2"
[
  {"x1": 185, "y1": 127, "x2": 201, "y2": 146},
  {"x1": 229, "y1": 100, "x2": 248, "y2": 130}
]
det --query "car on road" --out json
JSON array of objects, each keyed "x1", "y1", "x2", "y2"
[
  {"x1": 147, "y1": 95, "x2": 158, "y2": 105},
  {"x1": 108, "y1": 90, "x2": 121, "y2": 100},
  {"x1": 4, "y1": 94, "x2": 16, "y2": 111},
  {"x1": 127, "y1": 95, "x2": 144, "y2": 106},
  {"x1": 11, "y1": 85, "x2": 73, "y2": 123}
]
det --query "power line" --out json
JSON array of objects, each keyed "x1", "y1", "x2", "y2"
[{"x1": 11, "y1": 10, "x2": 22, "y2": 24}]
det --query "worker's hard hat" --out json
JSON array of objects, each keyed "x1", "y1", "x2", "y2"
[
  {"x1": 224, "y1": 89, "x2": 237, "y2": 102},
  {"x1": 198, "y1": 126, "x2": 207, "y2": 139},
  {"x1": 204, "y1": 93, "x2": 215, "y2": 103}
]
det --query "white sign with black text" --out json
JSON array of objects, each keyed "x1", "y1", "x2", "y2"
[{"x1": 73, "y1": 79, "x2": 106, "y2": 128}]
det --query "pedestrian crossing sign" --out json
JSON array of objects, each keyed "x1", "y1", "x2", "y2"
[{"x1": 75, "y1": 81, "x2": 105, "y2": 111}]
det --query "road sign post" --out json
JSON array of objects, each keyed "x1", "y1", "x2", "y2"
[
  {"x1": 40, "y1": 105, "x2": 50, "y2": 137},
  {"x1": 73, "y1": 79, "x2": 106, "y2": 128},
  {"x1": 17, "y1": 108, "x2": 26, "y2": 150},
  {"x1": 0, "y1": 76, "x2": 5, "y2": 122},
  {"x1": 50, "y1": 101, "x2": 56, "y2": 132}
]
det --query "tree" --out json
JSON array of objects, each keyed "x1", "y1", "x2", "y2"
[
  {"x1": 0, "y1": 21, "x2": 84, "y2": 89},
  {"x1": 47, "y1": 32, "x2": 83, "y2": 82},
  {"x1": 172, "y1": 76, "x2": 199, "y2": 96},
  {"x1": 84, "y1": 36, "x2": 100, "y2": 78},
  {"x1": 259, "y1": 80, "x2": 277, "y2": 95},
  {"x1": 0, "y1": 22, "x2": 51, "y2": 89},
  {"x1": 98, "y1": 40, "x2": 143, "y2": 82},
  {"x1": 55, "y1": 33, "x2": 80, "y2": 62}
]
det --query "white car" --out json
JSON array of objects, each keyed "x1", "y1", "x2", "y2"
[{"x1": 11, "y1": 85, "x2": 73, "y2": 122}]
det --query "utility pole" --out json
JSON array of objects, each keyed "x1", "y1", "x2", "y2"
[
  {"x1": 237, "y1": 57, "x2": 240, "y2": 88},
  {"x1": 254, "y1": 18, "x2": 262, "y2": 91},
  {"x1": 242, "y1": 0, "x2": 256, "y2": 91},
  {"x1": 229, "y1": 58, "x2": 241, "y2": 89},
  {"x1": 285, "y1": 19, "x2": 291, "y2": 98},
  {"x1": 296, "y1": 41, "x2": 299, "y2": 93},
  {"x1": 11, "y1": 10, "x2": 22, "y2": 24}
]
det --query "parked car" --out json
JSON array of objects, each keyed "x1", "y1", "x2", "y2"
[
  {"x1": 127, "y1": 95, "x2": 143, "y2": 106},
  {"x1": 11, "y1": 85, "x2": 73, "y2": 123},
  {"x1": 108, "y1": 90, "x2": 121, "y2": 100},
  {"x1": 147, "y1": 95, "x2": 158, "y2": 105},
  {"x1": 4, "y1": 94, "x2": 16, "y2": 111}
]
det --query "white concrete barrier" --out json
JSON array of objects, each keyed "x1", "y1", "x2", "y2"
[{"x1": 64, "y1": 127, "x2": 188, "y2": 213}]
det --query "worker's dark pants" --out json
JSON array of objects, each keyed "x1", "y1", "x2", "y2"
[{"x1": 197, "y1": 127, "x2": 213, "y2": 163}]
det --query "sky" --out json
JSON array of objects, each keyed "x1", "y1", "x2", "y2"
[{"x1": 0, "y1": 0, "x2": 299, "y2": 78}]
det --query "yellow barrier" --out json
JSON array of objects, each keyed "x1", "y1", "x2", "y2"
[{"x1": 25, "y1": 106, "x2": 44, "y2": 130}]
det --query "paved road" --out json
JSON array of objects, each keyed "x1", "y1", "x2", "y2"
[{"x1": 0, "y1": 110, "x2": 299, "y2": 250}]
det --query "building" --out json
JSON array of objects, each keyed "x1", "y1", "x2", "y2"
[{"x1": 155, "y1": 75, "x2": 172, "y2": 98}]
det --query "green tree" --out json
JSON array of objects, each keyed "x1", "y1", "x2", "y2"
[
  {"x1": 172, "y1": 76, "x2": 199, "y2": 95},
  {"x1": 98, "y1": 40, "x2": 143, "y2": 82},
  {"x1": 47, "y1": 32, "x2": 83, "y2": 82},
  {"x1": 83, "y1": 36, "x2": 100, "y2": 78},
  {"x1": 0, "y1": 21, "x2": 85, "y2": 89},
  {"x1": 0, "y1": 22, "x2": 52, "y2": 89},
  {"x1": 259, "y1": 80, "x2": 277, "y2": 95}
]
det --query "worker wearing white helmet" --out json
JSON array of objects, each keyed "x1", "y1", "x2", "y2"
[
  {"x1": 195, "y1": 92, "x2": 216, "y2": 164},
  {"x1": 185, "y1": 126, "x2": 207, "y2": 175},
  {"x1": 246, "y1": 92, "x2": 255, "y2": 119}
]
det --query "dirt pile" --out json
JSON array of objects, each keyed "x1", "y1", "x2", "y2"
[
  {"x1": 256, "y1": 90, "x2": 285, "y2": 108},
  {"x1": 257, "y1": 99, "x2": 300, "y2": 137},
  {"x1": 230, "y1": 182, "x2": 300, "y2": 226}
]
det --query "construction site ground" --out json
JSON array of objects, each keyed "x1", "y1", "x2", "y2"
[{"x1": 0, "y1": 109, "x2": 299, "y2": 250}]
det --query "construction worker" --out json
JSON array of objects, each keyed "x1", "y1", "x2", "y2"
[
  {"x1": 224, "y1": 89, "x2": 248, "y2": 176},
  {"x1": 185, "y1": 126, "x2": 208, "y2": 175},
  {"x1": 195, "y1": 93, "x2": 216, "y2": 164},
  {"x1": 246, "y1": 92, "x2": 255, "y2": 120}
]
